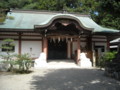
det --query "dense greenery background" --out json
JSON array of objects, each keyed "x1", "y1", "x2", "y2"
[{"x1": 0, "y1": 0, "x2": 120, "y2": 30}]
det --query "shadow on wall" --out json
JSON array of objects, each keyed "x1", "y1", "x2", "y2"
[{"x1": 30, "y1": 69, "x2": 120, "y2": 90}]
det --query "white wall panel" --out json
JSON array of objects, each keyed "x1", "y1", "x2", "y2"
[
  {"x1": 72, "y1": 41, "x2": 86, "y2": 54},
  {"x1": 14, "y1": 41, "x2": 19, "y2": 54},
  {"x1": 21, "y1": 41, "x2": 42, "y2": 58}
]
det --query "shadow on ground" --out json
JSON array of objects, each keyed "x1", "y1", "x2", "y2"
[{"x1": 30, "y1": 68, "x2": 120, "y2": 90}]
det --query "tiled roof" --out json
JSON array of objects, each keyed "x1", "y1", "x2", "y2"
[{"x1": 0, "y1": 10, "x2": 119, "y2": 33}]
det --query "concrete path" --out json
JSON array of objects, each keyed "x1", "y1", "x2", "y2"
[{"x1": 0, "y1": 61, "x2": 120, "y2": 90}]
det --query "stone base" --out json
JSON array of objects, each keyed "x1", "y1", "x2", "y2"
[
  {"x1": 80, "y1": 58, "x2": 92, "y2": 68},
  {"x1": 80, "y1": 53, "x2": 92, "y2": 68},
  {"x1": 34, "y1": 60, "x2": 47, "y2": 68},
  {"x1": 34, "y1": 53, "x2": 47, "y2": 68}
]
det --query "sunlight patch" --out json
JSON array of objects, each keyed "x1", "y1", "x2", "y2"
[{"x1": 90, "y1": 80, "x2": 100, "y2": 84}]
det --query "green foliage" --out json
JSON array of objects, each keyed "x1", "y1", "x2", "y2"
[
  {"x1": 94, "y1": 0, "x2": 120, "y2": 30},
  {"x1": 0, "y1": 39, "x2": 33, "y2": 73},
  {"x1": 0, "y1": 39, "x2": 15, "y2": 60},
  {"x1": 0, "y1": 12, "x2": 6, "y2": 23},
  {"x1": 0, "y1": 38, "x2": 15, "y2": 71},
  {"x1": 6, "y1": 16, "x2": 14, "y2": 20},
  {"x1": 1, "y1": 39, "x2": 15, "y2": 57},
  {"x1": 103, "y1": 51, "x2": 117, "y2": 62},
  {"x1": 0, "y1": 54, "x2": 16, "y2": 71},
  {"x1": 98, "y1": 51, "x2": 117, "y2": 68},
  {"x1": 0, "y1": 53, "x2": 34, "y2": 73},
  {"x1": 15, "y1": 54, "x2": 33, "y2": 73},
  {"x1": 0, "y1": 17, "x2": 5, "y2": 23},
  {"x1": 0, "y1": 0, "x2": 99, "y2": 13},
  {"x1": 22, "y1": 3, "x2": 38, "y2": 9},
  {"x1": 2, "y1": 58, "x2": 16, "y2": 71}
]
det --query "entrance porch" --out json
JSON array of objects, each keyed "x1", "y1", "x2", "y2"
[
  {"x1": 35, "y1": 17, "x2": 93, "y2": 67},
  {"x1": 48, "y1": 39, "x2": 67, "y2": 59},
  {"x1": 42, "y1": 36, "x2": 82, "y2": 64}
]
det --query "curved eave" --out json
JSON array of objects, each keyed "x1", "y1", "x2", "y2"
[
  {"x1": 93, "y1": 28, "x2": 120, "y2": 35},
  {"x1": 34, "y1": 14, "x2": 93, "y2": 31}
]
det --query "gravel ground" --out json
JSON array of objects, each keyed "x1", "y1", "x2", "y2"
[{"x1": 0, "y1": 67, "x2": 120, "y2": 90}]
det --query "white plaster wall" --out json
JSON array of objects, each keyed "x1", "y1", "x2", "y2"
[
  {"x1": 21, "y1": 41, "x2": 42, "y2": 58},
  {"x1": 14, "y1": 41, "x2": 19, "y2": 54},
  {"x1": 0, "y1": 40, "x2": 18, "y2": 55},
  {"x1": 72, "y1": 41, "x2": 86, "y2": 54}
]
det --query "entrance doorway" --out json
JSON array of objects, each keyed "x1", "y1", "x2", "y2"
[{"x1": 48, "y1": 39, "x2": 67, "y2": 59}]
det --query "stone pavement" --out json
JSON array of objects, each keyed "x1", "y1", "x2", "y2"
[
  {"x1": 0, "y1": 60, "x2": 120, "y2": 90},
  {"x1": 30, "y1": 69, "x2": 120, "y2": 90}
]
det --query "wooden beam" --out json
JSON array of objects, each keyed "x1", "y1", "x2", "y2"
[
  {"x1": 0, "y1": 34, "x2": 42, "y2": 37},
  {"x1": 76, "y1": 38, "x2": 81, "y2": 64},
  {"x1": 107, "y1": 37, "x2": 110, "y2": 51},
  {"x1": 87, "y1": 35, "x2": 93, "y2": 66},
  {"x1": 70, "y1": 42, "x2": 72, "y2": 59},
  {"x1": 18, "y1": 33, "x2": 22, "y2": 55},
  {"x1": 67, "y1": 41, "x2": 71, "y2": 59}
]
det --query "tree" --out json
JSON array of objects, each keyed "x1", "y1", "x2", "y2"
[
  {"x1": 94, "y1": 0, "x2": 120, "y2": 30},
  {"x1": 0, "y1": 39, "x2": 15, "y2": 71},
  {"x1": 1, "y1": 38, "x2": 15, "y2": 56}
]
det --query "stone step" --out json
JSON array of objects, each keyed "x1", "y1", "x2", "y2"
[{"x1": 46, "y1": 60, "x2": 80, "y2": 69}]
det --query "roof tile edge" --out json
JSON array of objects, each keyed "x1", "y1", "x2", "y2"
[{"x1": 11, "y1": 9, "x2": 90, "y2": 17}]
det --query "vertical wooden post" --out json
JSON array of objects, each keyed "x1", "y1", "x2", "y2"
[
  {"x1": 107, "y1": 37, "x2": 110, "y2": 51},
  {"x1": 70, "y1": 42, "x2": 72, "y2": 59},
  {"x1": 76, "y1": 37, "x2": 81, "y2": 64},
  {"x1": 92, "y1": 42, "x2": 96, "y2": 67},
  {"x1": 67, "y1": 41, "x2": 71, "y2": 59},
  {"x1": 87, "y1": 35, "x2": 93, "y2": 64},
  {"x1": 18, "y1": 33, "x2": 21, "y2": 55},
  {"x1": 43, "y1": 37, "x2": 48, "y2": 59}
]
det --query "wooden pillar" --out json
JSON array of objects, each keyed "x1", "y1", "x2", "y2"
[
  {"x1": 42, "y1": 37, "x2": 48, "y2": 59},
  {"x1": 87, "y1": 35, "x2": 93, "y2": 62},
  {"x1": 92, "y1": 42, "x2": 96, "y2": 67},
  {"x1": 70, "y1": 42, "x2": 72, "y2": 59},
  {"x1": 76, "y1": 38, "x2": 81, "y2": 64},
  {"x1": 107, "y1": 37, "x2": 110, "y2": 51},
  {"x1": 18, "y1": 33, "x2": 22, "y2": 55},
  {"x1": 67, "y1": 41, "x2": 71, "y2": 59}
]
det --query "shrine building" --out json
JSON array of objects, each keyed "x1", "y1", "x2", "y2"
[{"x1": 0, "y1": 10, "x2": 119, "y2": 66}]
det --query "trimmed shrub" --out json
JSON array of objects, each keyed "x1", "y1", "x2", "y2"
[{"x1": 98, "y1": 51, "x2": 117, "y2": 68}]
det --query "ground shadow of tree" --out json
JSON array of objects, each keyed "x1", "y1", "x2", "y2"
[{"x1": 30, "y1": 69, "x2": 120, "y2": 90}]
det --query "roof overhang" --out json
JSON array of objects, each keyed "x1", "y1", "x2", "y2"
[
  {"x1": 0, "y1": 10, "x2": 119, "y2": 36},
  {"x1": 34, "y1": 14, "x2": 93, "y2": 31}
]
